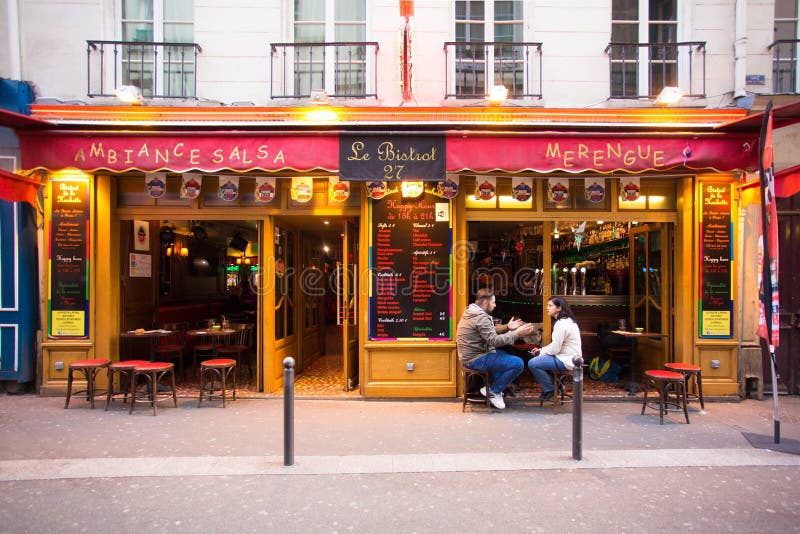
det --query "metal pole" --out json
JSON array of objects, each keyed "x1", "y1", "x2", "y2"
[
  {"x1": 572, "y1": 356, "x2": 583, "y2": 461},
  {"x1": 283, "y1": 357, "x2": 295, "y2": 466}
]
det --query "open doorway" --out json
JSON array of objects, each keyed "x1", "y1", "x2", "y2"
[
  {"x1": 275, "y1": 216, "x2": 360, "y2": 397},
  {"x1": 120, "y1": 219, "x2": 260, "y2": 393}
]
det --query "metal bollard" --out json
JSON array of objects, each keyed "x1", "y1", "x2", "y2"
[
  {"x1": 572, "y1": 356, "x2": 583, "y2": 461},
  {"x1": 283, "y1": 357, "x2": 295, "y2": 466}
]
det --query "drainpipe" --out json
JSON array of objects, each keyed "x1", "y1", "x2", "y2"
[
  {"x1": 6, "y1": 0, "x2": 22, "y2": 80},
  {"x1": 734, "y1": 0, "x2": 747, "y2": 98}
]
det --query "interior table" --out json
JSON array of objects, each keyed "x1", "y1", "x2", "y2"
[
  {"x1": 120, "y1": 329, "x2": 173, "y2": 362},
  {"x1": 611, "y1": 330, "x2": 668, "y2": 395}
]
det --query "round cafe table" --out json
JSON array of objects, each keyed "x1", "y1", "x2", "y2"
[
  {"x1": 186, "y1": 328, "x2": 236, "y2": 358},
  {"x1": 120, "y1": 329, "x2": 173, "y2": 362}
]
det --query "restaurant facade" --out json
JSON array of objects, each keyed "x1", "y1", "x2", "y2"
[{"x1": 10, "y1": 104, "x2": 763, "y2": 399}]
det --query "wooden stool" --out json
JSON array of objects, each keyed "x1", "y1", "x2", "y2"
[
  {"x1": 641, "y1": 370, "x2": 689, "y2": 425},
  {"x1": 199, "y1": 358, "x2": 237, "y2": 407},
  {"x1": 461, "y1": 364, "x2": 492, "y2": 411},
  {"x1": 540, "y1": 368, "x2": 576, "y2": 407},
  {"x1": 105, "y1": 360, "x2": 149, "y2": 410},
  {"x1": 129, "y1": 362, "x2": 178, "y2": 415},
  {"x1": 64, "y1": 359, "x2": 110, "y2": 409},
  {"x1": 664, "y1": 362, "x2": 704, "y2": 410}
]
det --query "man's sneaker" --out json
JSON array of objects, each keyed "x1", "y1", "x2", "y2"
[
  {"x1": 489, "y1": 393, "x2": 506, "y2": 410},
  {"x1": 480, "y1": 386, "x2": 506, "y2": 409}
]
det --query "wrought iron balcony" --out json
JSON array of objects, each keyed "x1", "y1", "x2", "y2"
[
  {"x1": 768, "y1": 39, "x2": 800, "y2": 94},
  {"x1": 604, "y1": 41, "x2": 706, "y2": 99},
  {"x1": 443, "y1": 41, "x2": 543, "y2": 99},
  {"x1": 86, "y1": 40, "x2": 202, "y2": 99},
  {"x1": 269, "y1": 42, "x2": 379, "y2": 99}
]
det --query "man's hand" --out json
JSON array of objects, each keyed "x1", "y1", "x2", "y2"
[
  {"x1": 516, "y1": 322, "x2": 535, "y2": 337},
  {"x1": 507, "y1": 317, "x2": 523, "y2": 331}
]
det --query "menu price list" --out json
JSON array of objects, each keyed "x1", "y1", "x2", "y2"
[
  {"x1": 370, "y1": 192, "x2": 451, "y2": 340},
  {"x1": 699, "y1": 183, "x2": 732, "y2": 337},
  {"x1": 50, "y1": 180, "x2": 89, "y2": 337}
]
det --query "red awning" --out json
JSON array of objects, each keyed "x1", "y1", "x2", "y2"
[
  {"x1": 18, "y1": 132, "x2": 339, "y2": 173},
  {"x1": 17, "y1": 130, "x2": 759, "y2": 175},
  {"x1": 775, "y1": 164, "x2": 800, "y2": 198},
  {"x1": 0, "y1": 169, "x2": 43, "y2": 206},
  {"x1": 446, "y1": 133, "x2": 759, "y2": 174},
  {"x1": 0, "y1": 108, "x2": 54, "y2": 129},
  {"x1": 715, "y1": 101, "x2": 800, "y2": 132}
]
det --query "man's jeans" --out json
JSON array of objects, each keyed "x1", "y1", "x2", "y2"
[
  {"x1": 528, "y1": 354, "x2": 567, "y2": 394},
  {"x1": 466, "y1": 349, "x2": 524, "y2": 395}
]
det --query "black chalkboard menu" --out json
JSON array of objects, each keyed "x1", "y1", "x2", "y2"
[
  {"x1": 369, "y1": 188, "x2": 452, "y2": 340},
  {"x1": 699, "y1": 183, "x2": 733, "y2": 338},
  {"x1": 49, "y1": 179, "x2": 89, "y2": 337}
]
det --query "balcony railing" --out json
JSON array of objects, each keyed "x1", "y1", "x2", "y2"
[
  {"x1": 87, "y1": 40, "x2": 202, "y2": 99},
  {"x1": 768, "y1": 39, "x2": 800, "y2": 94},
  {"x1": 443, "y1": 41, "x2": 543, "y2": 99},
  {"x1": 269, "y1": 41, "x2": 379, "y2": 99},
  {"x1": 604, "y1": 41, "x2": 706, "y2": 99}
]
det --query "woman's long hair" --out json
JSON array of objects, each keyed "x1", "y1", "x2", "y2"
[{"x1": 549, "y1": 296, "x2": 577, "y2": 322}]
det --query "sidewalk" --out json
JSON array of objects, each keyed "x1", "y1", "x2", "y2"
[{"x1": 1, "y1": 394, "x2": 799, "y2": 481}]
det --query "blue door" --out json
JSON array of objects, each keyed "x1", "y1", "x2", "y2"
[{"x1": 0, "y1": 200, "x2": 38, "y2": 385}]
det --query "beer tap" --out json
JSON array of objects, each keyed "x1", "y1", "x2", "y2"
[
  {"x1": 580, "y1": 266, "x2": 587, "y2": 295},
  {"x1": 570, "y1": 267, "x2": 578, "y2": 295},
  {"x1": 562, "y1": 267, "x2": 569, "y2": 295},
  {"x1": 532, "y1": 268, "x2": 541, "y2": 295}
]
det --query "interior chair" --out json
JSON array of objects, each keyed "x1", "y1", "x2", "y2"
[
  {"x1": 215, "y1": 323, "x2": 253, "y2": 378},
  {"x1": 154, "y1": 323, "x2": 187, "y2": 377}
]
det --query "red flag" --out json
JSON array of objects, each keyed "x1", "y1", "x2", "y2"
[
  {"x1": 0, "y1": 169, "x2": 41, "y2": 207},
  {"x1": 757, "y1": 101, "x2": 780, "y2": 348}
]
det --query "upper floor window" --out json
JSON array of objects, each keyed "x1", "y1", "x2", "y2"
[
  {"x1": 610, "y1": 0, "x2": 677, "y2": 98},
  {"x1": 121, "y1": 0, "x2": 195, "y2": 97},
  {"x1": 453, "y1": 0, "x2": 524, "y2": 97},
  {"x1": 773, "y1": 0, "x2": 799, "y2": 93},
  {"x1": 293, "y1": 0, "x2": 367, "y2": 97}
]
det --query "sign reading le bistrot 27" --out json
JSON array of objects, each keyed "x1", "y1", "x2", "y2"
[{"x1": 339, "y1": 134, "x2": 445, "y2": 181}]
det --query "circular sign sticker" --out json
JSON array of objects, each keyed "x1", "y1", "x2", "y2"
[
  {"x1": 293, "y1": 182, "x2": 313, "y2": 203},
  {"x1": 366, "y1": 181, "x2": 386, "y2": 200},
  {"x1": 146, "y1": 177, "x2": 166, "y2": 198},
  {"x1": 550, "y1": 182, "x2": 569, "y2": 203},
  {"x1": 331, "y1": 181, "x2": 350, "y2": 201},
  {"x1": 438, "y1": 178, "x2": 458, "y2": 199},
  {"x1": 585, "y1": 182, "x2": 605, "y2": 203},
  {"x1": 477, "y1": 180, "x2": 496, "y2": 200},
  {"x1": 256, "y1": 182, "x2": 275, "y2": 203},
  {"x1": 512, "y1": 181, "x2": 532, "y2": 202},
  {"x1": 182, "y1": 178, "x2": 201, "y2": 199},
  {"x1": 622, "y1": 181, "x2": 640, "y2": 201},
  {"x1": 219, "y1": 180, "x2": 239, "y2": 201}
]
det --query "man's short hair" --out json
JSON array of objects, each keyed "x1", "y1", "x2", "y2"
[{"x1": 475, "y1": 287, "x2": 494, "y2": 304}]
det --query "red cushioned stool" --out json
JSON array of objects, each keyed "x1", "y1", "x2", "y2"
[
  {"x1": 64, "y1": 359, "x2": 111, "y2": 409},
  {"x1": 129, "y1": 362, "x2": 178, "y2": 415},
  {"x1": 105, "y1": 360, "x2": 150, "y2": 410},
  {"x1": 199, "y1": 358, "x2": 237, "y2": 407},
  {"x1": 664, "y1": 362, "x2": 704, "y2": 410},
  {"x1": 641, "y1": 370, "x2": 689, "y2": 424}
]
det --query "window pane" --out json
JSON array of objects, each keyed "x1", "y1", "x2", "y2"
[
  {"x1": 495, "y1": 1, "x2": 522, "y2": 21},
  {"x1": 494, "y1": 22, "x2": 522, "y2": 42},
  {"x1": 612, "y1": 0, "x2": 637, "y2": 20},
  {"x1": 123, "y1": 0, "x2": 153, "y2": 20},
  {"x1": 649, "y1": 0, "x2": 676, "y2": 21},
  {"x1": 164, "y1": 0, "x2": 192, "y2": 21},
  {"x1": 123, "y1": 22, "x2": 154, "y2": 42},
  {"x1": 295, "y1": 0, "x2": 324, "y2": 21},
  {"x1": 456, "y1": 0, "x2": 484, "y2": 21},
  {"x1": 611, "y1": 62, "x2": 638, "y2": 96},
  {"x1": 649, "y1": 22, "x2": 676, "y2": 43},
  {"x1": 335, "y1": 24, "x2": 365, "y2": 42},
  {"x1": 164, "y1": 22, "x2": 193, "y2": 42},
  {"x1": 295, "y1": 24, "x2": 325, "y2": 42},
  {"x1": 335, "y1": 0, "x2": 365, "y2": 21},
  {"x1": 612, "y1": 23, "x2": 638, "y2": 43},
  {"x1": 775, "y1": 20, "x2": 798, "y2": 41},
  {"x1": 775, "y1": 0, "x2": 797, "y2": 18}
]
